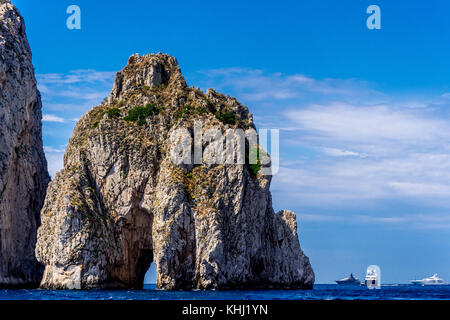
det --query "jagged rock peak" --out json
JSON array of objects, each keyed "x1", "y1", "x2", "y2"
[
  {"x1": 109, "y1": 53, "x2": 186, "y2": 102},
  {"x1": 36, "y1": 52, "x2": 314, "y2": 290},
  {"x1": 0, "y1": 0, "x2": 50, "y2": 288},
  {"x1": 107, "y1": 52, "x2": 251, "y2": 122}
]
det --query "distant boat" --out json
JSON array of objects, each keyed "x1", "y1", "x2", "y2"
[
  {"x1": 336, "y1": 273, "x2": 361, "y2": 285},
  {"x1": 410, "y1": 274, "x2": 446, "y2": 286}
]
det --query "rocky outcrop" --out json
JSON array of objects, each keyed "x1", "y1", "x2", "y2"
[
  {"x1": 35, "y1": 53, "x2": 314, "y2": 290},
  {"x1": 0, "y1": 0, "x2": 50, "y2": 288}
]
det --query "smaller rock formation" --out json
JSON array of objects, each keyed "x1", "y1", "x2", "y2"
[{"x1": 0, "y1": 0, "x2": 50, "y2": 288}]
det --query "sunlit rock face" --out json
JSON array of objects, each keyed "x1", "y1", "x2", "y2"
[
  {"x1": 35, "y1": 53, "x2": 314, "y2": 290},
  {"x1": 0, "y1": 0, "x2": 50, "y2": 288}
]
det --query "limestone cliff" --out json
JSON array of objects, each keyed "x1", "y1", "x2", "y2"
[
  {"x1": 0, "y1": 0, "x2": 50, "y2": 288},
  {"x1": 35, "y1": 53, "x2": 314, "y2": 290}
]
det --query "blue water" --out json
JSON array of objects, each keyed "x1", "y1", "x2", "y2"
[{"x1": 0, "y1": 284, "x2": 449, "y2": 300}]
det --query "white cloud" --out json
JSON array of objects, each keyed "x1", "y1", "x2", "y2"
[
  {"x1": 285, "y1": 103, "x2": 450, "y2": 146},
  {"x1": 273, "y1": 151, "x2": 450, "y2": 204},
  {"x1": 37, "y1": 70, "x2": 115, "y2": 85},
  {"x1": 196, "y1": 68, "x2": 382, "y2": 102},
  {"x1": 387, "y1": 182, "x2": 450, "y2": 197},
  {"x1": 52, "y1": 89, "x2": 110, "y2": 101},
  {"x1": 45, "y1": 151, "x2": 64, "y2": 178},
  {"x1": 298, "y1": 212, "x2": 450, "y2": 230},
  {"x1": 265, "y1": 98, "x2": 450, "y2": 220},
  {"x1": 300, "y1": 213, "x2": 407, "y2": 224},
  {"x1": 44, "y1": 146, "x2": 67, "y2": 178},
  {"x1": 322, "y1": 148, "x2": 363, "y2": 157},
  {"x1": 300, "y1": 213, "x2": 342, "y2": 222},
  {"x1": 44, "y1": 146, "x2": 66, "y2": 153},
  {"x1": 43, "y1": 114, "x2": 65, "y2": 123},
  {"x1": 38, "y1": 70, "x2": 114, "y2": 108}
]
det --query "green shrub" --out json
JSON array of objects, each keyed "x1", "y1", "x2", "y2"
[
  {"x1": 142, "y1": 84, "x2": 163, "y2": 94},
  {"x1": 249, "y1": 160, "x2": 261, "y2": 177},
  {"x1": 106, "y1": 108, "x2": 120, "y2": 119},
  {"x1": 124, "y1": 103, "x2": 162, "y2": 125},
  {"x1": 206, "y1": 100, "x2": 217, "y2": 113},
  {"x1": 215, "y1": 108, "x2": 236, "y2": 125},
  {"x1": 176, "y1": 105, "x2": 195, "y2": 119},
  {"x1": 197, "y1": 106, "x2": 207, "y2": 115},
  {"x1": 246, "y1": 146, "x2": 262, "y2": 177}
]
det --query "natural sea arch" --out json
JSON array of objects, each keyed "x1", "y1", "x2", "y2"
[{"x1": 144, "y1": 262, "x2": 157, "y2": 286}]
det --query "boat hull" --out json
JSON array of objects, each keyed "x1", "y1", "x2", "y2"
[{"x1": 336, "y1": 280, "x2": 361, "y2": 285}]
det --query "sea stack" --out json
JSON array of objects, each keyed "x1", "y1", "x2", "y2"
[
  {"x1": 35, "y1": 53, "x2": 314, "y2": 290},
  {"x1": 0, "y1": 0, "x2": 50, "y2": 288}
]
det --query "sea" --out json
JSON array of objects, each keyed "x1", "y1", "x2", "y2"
[{"x1": 0, "y1": 284, "x2": 449, "y2": 300}]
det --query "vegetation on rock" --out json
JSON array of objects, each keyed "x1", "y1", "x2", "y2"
[
  {"x1": 106, "y1": 107, "x2": 120, "y2": 119},
  {"x1": 247, "y1": 145, "x2": 262, "y2": 177},
  {"x1": 124, "y1": 103, "x2": 163, "y2": 125},
  {"x1": 215, "y1": 108, "x2": 236, "y2": 125}
]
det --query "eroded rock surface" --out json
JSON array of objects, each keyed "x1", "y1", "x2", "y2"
[
  {"x1": 0, "y1": 0, "x2": 50, "y2": 288},
  {"x1": 36, "y1": 53, "x2": 314, "y2": 290}
]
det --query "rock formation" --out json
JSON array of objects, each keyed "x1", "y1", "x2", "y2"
[
  {"x1": 35, "y1": 53, "x2": 314, "y2": 290},
  {"x1": 0, "y1": 0, "x2": 50, "y2": 288}
]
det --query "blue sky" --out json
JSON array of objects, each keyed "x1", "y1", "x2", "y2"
[{"x1": 11, "y1": 0, "x2": 450, "y2": 284}]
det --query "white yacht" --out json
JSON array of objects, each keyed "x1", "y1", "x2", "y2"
[
  {"x1": 410, "y1": 274, "x2": 446, "y2": 286},
  {"x1": 336, "y1": 273, "x2": 361, "y2": 285}
]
